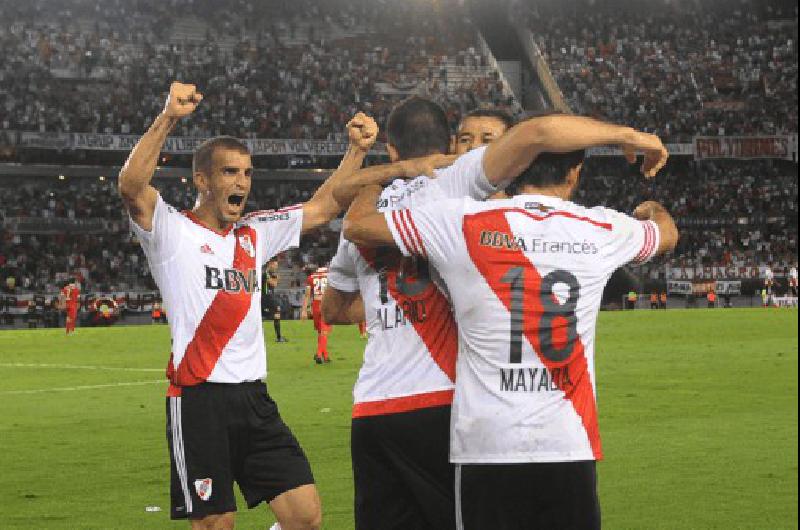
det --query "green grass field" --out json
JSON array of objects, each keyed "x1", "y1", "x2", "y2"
[{"x1": 0, "y1": 309, "x2": 797, "y2": 529}]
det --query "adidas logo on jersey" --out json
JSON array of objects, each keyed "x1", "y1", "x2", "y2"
[
  {"x1": 205, "y1": 266, "x2": 259, "y2": 293},
  {"x1": 200, "y1": 244, "x2": 214, "y2": 255}
]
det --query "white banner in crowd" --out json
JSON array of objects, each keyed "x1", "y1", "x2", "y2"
[
  {"x1": 667, "y1": 280, "x2": 742, "y2": 295},
  {"x1": 2, "y1": 131, "x2": 797, "y2": 160}
]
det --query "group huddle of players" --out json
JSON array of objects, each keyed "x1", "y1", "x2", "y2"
[{"x1": 118, "y1": 81, "x2": 677, "y2": 530}]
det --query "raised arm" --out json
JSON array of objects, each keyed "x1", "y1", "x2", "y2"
[
  {"x1": 633, "y1": 200, "x2": 679, "y2": 255},
  {"x1": 118, "y1": 82, "x2": 202, "y2": 230},
  {"x1": 300, "y1": 113, "x2": 377, "y2": 233},
  {"x1": 482, "y1": 115, "x2": 669, "y2": 186}
]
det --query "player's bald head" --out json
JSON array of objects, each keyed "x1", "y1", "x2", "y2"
[{"x1": 387, "y1": 97, "x2": 450, "y2": 160}]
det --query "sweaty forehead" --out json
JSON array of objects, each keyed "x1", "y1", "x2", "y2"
[
  {"x1": 458, "y1": 116, "x2": 508, "y2": 137},
  {"x1": 211, "y1": 148, "x2": 252, "y2": 171}
]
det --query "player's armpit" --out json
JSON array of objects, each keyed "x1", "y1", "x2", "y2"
[{"x1": 321, "y1": 288, "x2": 365, "y2": 324}]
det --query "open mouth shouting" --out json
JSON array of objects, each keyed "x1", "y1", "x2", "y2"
[{"x1": 227, "y1": 193, "x2": 245, "y2": 207}]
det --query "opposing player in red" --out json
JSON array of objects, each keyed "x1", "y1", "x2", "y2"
[
  {"x1": 118, "y1": 81, "x2": 378, "y2": 530},
  {"x1": 344, "y1": 111, "x2": 677, "y2": 530},
  {"x1": 301, "y1": 266, "x2": 331, "y2": 364},
  {"x1": 60, "y1": 278, "x2": 80, "y2": 334}
]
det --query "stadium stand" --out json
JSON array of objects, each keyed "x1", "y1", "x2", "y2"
[
  {"x1": 0, "y1": 0, "x2": 797, "y2": 319},
  {"x1": 522, "y1": 0, "x2": 798, "y2": 141}
]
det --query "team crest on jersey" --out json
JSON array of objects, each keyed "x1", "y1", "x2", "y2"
[
  {"x1": 238, "y1": 234, "x2": 255, "y2": 258},
  {"x1": 194, "y1": 478, "x2": 212, "y2": 501}
]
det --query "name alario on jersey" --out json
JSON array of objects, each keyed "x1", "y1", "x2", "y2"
[{"x1": 205, "y1": 266, "x2": 259, "y2": 293}]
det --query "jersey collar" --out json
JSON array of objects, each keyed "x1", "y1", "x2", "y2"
[{"x1": 182, "y1": 210, "x2": 234, "y2": 237}]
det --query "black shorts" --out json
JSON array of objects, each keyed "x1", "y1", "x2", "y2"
[
  {"x1": 166, "y1": 381, "x2": 314, "y2": 520},
  {"x1": 262, "y1": 292, "x2": 280, "y2": 316},
  {"x1": 351, "y1": 405, "x2": 455, "y2": 530},
  {"x1": 456, "y1": 461, "x2": 600, "y2": 530}
]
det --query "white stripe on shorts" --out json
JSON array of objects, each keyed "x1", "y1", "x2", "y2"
[
  {"x1": 455, "y1": 464, "x2": 464, "y2": 530},
  {"x1": 170, "y1": 396, "x2": 193, "y2": 514}
]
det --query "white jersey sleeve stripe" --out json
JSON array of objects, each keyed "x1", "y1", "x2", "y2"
[
  {"x1": 398, "y1": 210, "x2": 421, "y2": 256},
  {"x1": 405, "y1": 210, "x2": 428, "y2": 259},
  {"x1": 632, "y1": 221, "x2": 660, "y2": 264},
  {"x1": 388, "y1": 210, "x2": 413, "y2": 257}
]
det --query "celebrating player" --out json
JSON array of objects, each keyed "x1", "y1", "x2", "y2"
[
  {"x1": 118, "y1": 81, "x2": 377, "y2": 530},
  {"x1": 453, "y1": 108, "x2": 515, "y2": 155},
  {"x1": 343, "y1": 112, "x2": 677, "y2": 530},
  {"x1": 301, "y1": 265, "x2": 331, "y2": 364},
  {"x1": 59, "y1": 278, "x2": 80, "y2": 335},
  {"x1": 324, "y1": 100, "x2": 669, "y2": 529}
]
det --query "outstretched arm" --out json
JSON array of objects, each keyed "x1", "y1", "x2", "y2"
[
  {"x1": 118, "y1": 82, "x2": 202, "y2": 230},
  {"x1": 482, "y1": 115, "x2": 669, "y2": 186}
]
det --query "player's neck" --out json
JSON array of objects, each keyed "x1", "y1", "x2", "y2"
[
  {"x1": 191, "y1": 204, "x2": 234, "y2": 234},
  {"x1": 515, "y1": 184, "x2": 572, "y2": 201}
]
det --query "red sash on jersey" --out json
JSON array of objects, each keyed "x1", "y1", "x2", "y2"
[
  {"x1": 359, "y1": 247, "x2": 458, "y2": 382},
  {"x1": 167, "y1": 226, "x2": 257, "y2": 396},
  {"x1": 463, "y1": 209, "x2": 603, "y2": 460}
]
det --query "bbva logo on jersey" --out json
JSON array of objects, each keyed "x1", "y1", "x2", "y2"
[{"x1": 205, "y1": 266, "x2": 259, "y2": 293}]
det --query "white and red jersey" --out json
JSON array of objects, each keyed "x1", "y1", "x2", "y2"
[
  {"x1": 764, "y1": 267, "x2": 774, "y2": 283},
  {"x1": 790, "y1": 267, "x2": 798, "y2": 287},
  {"x1": 306, "y1": 268, "x2": 329, "y2": 303},
  {"x1": 130, "y1": 194, "x2": 303, "y2": 395},
  {"x1": 385, "y1": 194, "x2": 660, "y2": 464},
  {"x1": 327, "y1": 146, "x2": 499, "y2": 418}
]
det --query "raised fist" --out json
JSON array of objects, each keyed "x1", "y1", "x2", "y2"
[
  {"x1": 347, "y1": 112, "x2": 379, "y2": 152},
  {"x1": 163, "y1": 82, "x2": 203, "y2": 119}
]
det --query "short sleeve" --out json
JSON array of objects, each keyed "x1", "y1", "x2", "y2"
[
  {"x1": 245, "y1": 205, "x2": 304, "y2": 265},
  {"x1": 433, "y1": 145, "x2": 498, "y2": 200},
  {"x1": 129, "y1": 193, "x2": 183, "y2": 265},
  {"x1": 601, "y1": 208, "x2": 661, "y2": 270},
  {"x1": 328, "y1": 235, "x2": 360, "y2": 292},
  {"x1": 384, "y1": 198, "x2": 466, "y2": 268}
]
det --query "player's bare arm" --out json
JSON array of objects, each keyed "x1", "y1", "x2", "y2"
[
  {"x1": 634, "y1": 200, "x2": 680, "y2": 254},
  {"x1": 321, "y1": 289, "x2": 366, "y2": 325},
  {"x1": 300, "y1": 113, "x2": 378, "y2": 233},
  {"x1": 342, "y1": 184, "x2": 395, "y2": 249},
  {"x1": 482, "y1": 115, "x2": 669, "y2": 186},
  {"x1": 118, "y1": 82, "x2": 202, "y2": 230},
  {"x1": 331, "y1": 153, "x2": 458, "y2": 211},
  {"x1": 300, "y1": 286, "x2": 312, "y2": 320}
]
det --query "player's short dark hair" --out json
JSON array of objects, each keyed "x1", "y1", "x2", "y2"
[
  {"x1": 460, "y1": 108, "x2": 515, "y2": 130},
  {"x1": 192, "y1": 136, "x2": 250, "y2": 176},
  {"x1": 387, "y1": 97, "x2": 450, "y2": 159},
  {"x1": 506, "y1": 110, "x2": 585, "y2": 195}
]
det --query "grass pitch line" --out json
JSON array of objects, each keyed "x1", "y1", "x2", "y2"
[
  {"x1": 0, "y1": 362, "x2": 163, "y2": 372},
  {"x1": 1, "y1": 380, "x2": 165, "y2": 395}
]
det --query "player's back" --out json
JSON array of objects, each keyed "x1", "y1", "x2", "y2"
[
  {"x1": 328, "y1": 145, "x2": 496, "y2": 417},
  {"x1": 387, "y1": 193, "x2": 660, "y2": 463}
]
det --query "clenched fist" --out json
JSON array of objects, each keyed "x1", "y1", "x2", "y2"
[
  {"x1": 162, "y1": 82, "x2": 203, "y2": 119},
  {"x1": 347, "y1": 112, "x2": 379, "y2": 152}
]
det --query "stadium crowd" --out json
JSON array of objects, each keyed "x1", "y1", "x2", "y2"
[
  {"x1": 2, "y1": 157, "x2": 796, "y2": 294},
  {"x1": 524, "y1": 0, "x2": 798, "y2": 141},
  {"x1": 0, "y1": 0, "x2": 514, "y2": 141}
]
